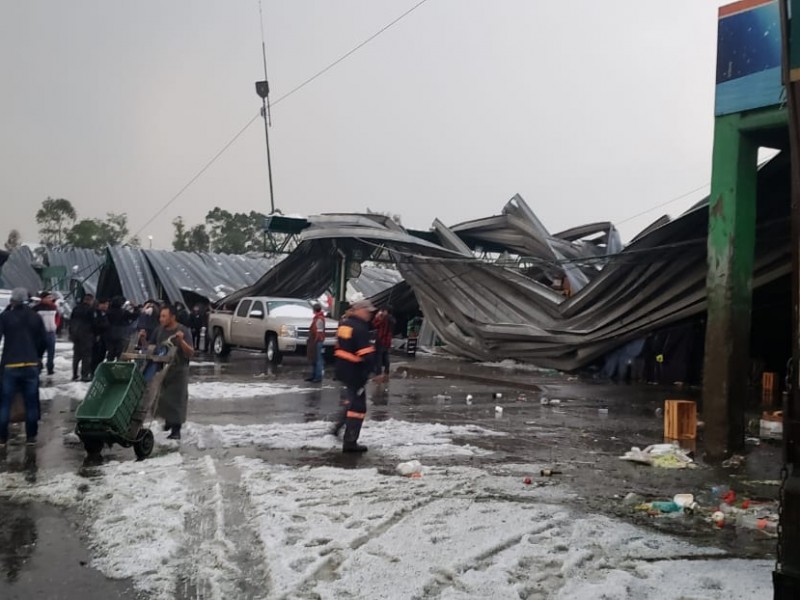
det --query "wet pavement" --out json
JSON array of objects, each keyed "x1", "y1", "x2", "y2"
[{"x1": 0, "y1": 345, "x2": 782, "y2": 598}]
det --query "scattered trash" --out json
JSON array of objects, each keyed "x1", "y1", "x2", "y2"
[
  {"x1": 540, "y1": 469, "x2": 562, "y2": 477},
  {"x1": 523, "y1": 477, "x2": 532, "y2": 485},
  {"x1": 540, "y1": 397, "x2": 550, "y2": 406},
  {"x1": 711, "y1": 511, "x2": 726, "y2": 528},
  {"x1": 493, "y1": 393, "x2": 503, "y2": 400},
  {"x1": 400, "y1": 370, "x2": 409, "y2": 379},
  {"x1": 549, "y1": 399, "x2": 562, "y2": 406},
  {"x1": 745, "y1": 436, "x2": 761, "y2": 446},
  {"x1": 736, "y1": 514, "x2": 778, "y2": 534},
  {"x1": 622, "y1": 492, "x2": 646, "y2": 506},
  {"x1": 655, "y1": 407, "x2": 664, "y2": 418},
  {"x1": 722, "y1": 454, "x2": 745, "y2": 469},
  {"x1": 517, "y1": 393, "x2": 527, "y2": 401},
  {"x1": 673, "y1": 494, "x2": 695, "y2": 508},
  {"x1": 396, "y1": 460, "x2": 424, "y2": 477},
  {"x1": 619, "y1": 443, "x2": 695, "y2": 469},
  {"x1": 650, "y1": 501, "x2": 681, "y2": 513},
  {"x1": 760, "y1": 411, "x2": 783, "y2": 440},
  {"x1": 433, "y1": 394, "x2": 452, "y2": 402},
  {"x1": 598, "y1": 407, "x2": 609, "y2": 415},
  {"x1": 465, "y1": 394, "x2": 473, "y2": 405},
  {"x1": 494, "y1": 405, "x2": 504, "y2": 416}
]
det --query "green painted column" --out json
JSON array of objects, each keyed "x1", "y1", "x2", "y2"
[{"x1": 702, "y1": 112, "x2": 759, "y2": 460}]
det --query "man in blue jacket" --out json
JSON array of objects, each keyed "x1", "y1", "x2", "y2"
[{"x1": 0, "y1": 288, "x2": 46, "y2": 447}]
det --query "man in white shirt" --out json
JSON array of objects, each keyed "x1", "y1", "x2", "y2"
[{"x1": 33, "y1": 292, "x2": 58, "y2": 376}]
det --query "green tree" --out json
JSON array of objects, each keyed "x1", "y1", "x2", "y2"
[
  {"x1": 172, "y1": 217, "x2": 188, "y2": 251},
  {"x1": 4, "y1": 229, "x2": 21, "y2": 251},
  {"x1": 67, "y1": 213, "x2": 136, "y2": 251},
  {"x1": 187, "y1": 224, "x2": 210, "y2": 252},
  {"x1": 172, "y1": 217, "x2": 210, "y2": 252},
  {"x1": 36, "y1": 197, "x2": 77, "y2": 247},
  {"x1": 205, "y1": 208, "x2": 266, "y2": 254}
]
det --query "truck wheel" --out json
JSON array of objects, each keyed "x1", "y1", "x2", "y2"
[
  {"x1": 266, "y1": 333, "x2": 283, "y2": 365},
  {"x1": 212, "y1": 329, "x2": 230, "y2": 358}
]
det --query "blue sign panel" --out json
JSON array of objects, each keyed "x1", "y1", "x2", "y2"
[{"x1": 715, "y1": 0, "x2": 783, "y2": 116}]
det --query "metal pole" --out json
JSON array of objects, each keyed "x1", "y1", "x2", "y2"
[
  {"x1": 258, "y1": 0, "x2": 276, "y2": 215},
  {"x1": 261, "y1": 97, "x2": 275, "y2": 214},
  {"x1": 775, "y1": 1, "x2": 800, "y2": 596}
]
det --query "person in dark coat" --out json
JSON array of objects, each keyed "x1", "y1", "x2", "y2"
[
  {"x1": 144, "y1": 305, "x2": 194, "y2": 440},
  {"x1": 91, "y1": 298, "x2": 110, "y2": 375},
  {"x1": 0, "y1": 288, "x2": 46, "y2": 447},
  {"x1": 188, "y1": 305, "x2": 204, "y2": 352},
  {"x1": 202, "y1": 306, "x2": 211, "y2": 353},
  {"x1": 105, "y1": 296, "x2": 138, "y2": 361},
  {"x1": 70, "y1": 293, "x2": 96, "y2": 382},
  {"x1": 174, "y1": 302, "x2": 191, "y2": 328},
  {"x1": 136, "y1": 300, "x2": 160, "y2": 339},
  {"x1": 332, "y1": 299, "x2": 377, "y2": 453}
]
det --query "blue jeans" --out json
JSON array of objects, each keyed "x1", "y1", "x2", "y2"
[
  {"x1": 45, "y1": 332, "x2": 56, "y2": 374},
  {"x1": 312, "y1": 343, "x2": 324, "y2": 381},
  {"x1": 0, "y1": 366, "x2": 40, "y2": 441}
]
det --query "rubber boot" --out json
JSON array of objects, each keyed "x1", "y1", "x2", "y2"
[
  {"x1": 167, "y1": 424, "x2": 182, "y2": 440},
  {"x1": 330, "y1": 416, "x2": 346, "y2": 438},
  {"x1": 342, "y1": 419, "x2": 367, "y2": 453}
]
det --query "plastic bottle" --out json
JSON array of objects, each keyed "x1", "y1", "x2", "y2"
[
  {"x1": 650, "y1": 501, "x2": 681, "y2": 513},
  {"x1": 736, "y1": 515, "x2": 778, "y2": 533}
]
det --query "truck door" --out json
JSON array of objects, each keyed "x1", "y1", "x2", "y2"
[
  {"x1": 246, "y1": 300, "x2": 266, "y2": 347},
  {"x1": 230, "y1": 299, "x2": 252, "y2": 345}
]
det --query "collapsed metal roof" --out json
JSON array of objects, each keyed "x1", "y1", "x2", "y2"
[
  {"x1": 221, "y1": 154, "x2": 790, "y2": 370},
  {"x1": 91, "y1": 247, "x2": 278, "y2": 305},
  {"x1": 0, "y1": 246, "x2": 42, "y2": 293},
  {"x1": 46, "y1": 248, "x2": 104, "y2": 295},
  {"x1": 348, "y1": 266, "x2": 403, "y2": 301}
]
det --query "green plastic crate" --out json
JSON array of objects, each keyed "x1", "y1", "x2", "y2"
[{"x1": 76, "y1": 362, "x2": 145, "y2": 437}]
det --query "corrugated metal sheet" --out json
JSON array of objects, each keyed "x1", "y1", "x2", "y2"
[
  {"x1": 214, "y1": 154, "x2": 791, "y2": 370},
  {"x1": 216, "y1": 215, "x2": 463, "y2": 309},
  {"x1": 99, "y1": 246, "x2": 160, "y2": 305},
  {"x1": 348, "y1": 266, "x2": 403, "y2": 300},
  {"x1": 46, "y1": 248, "x2": 103, "y2": 295},
  {"x1": 142, "y1": 250, "x2": 278, "y2": 304},
  {"x1": 0, "y1": 247, "x2": 42, "y2": 293}
]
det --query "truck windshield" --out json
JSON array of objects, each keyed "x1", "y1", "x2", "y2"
[{"x1": 267, "y1": 300, "x2": 313, "y2": 317}]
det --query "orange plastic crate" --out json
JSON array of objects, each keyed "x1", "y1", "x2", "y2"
[{"x1": 663, "y1": 400, "x2": 697, "y2": 440}]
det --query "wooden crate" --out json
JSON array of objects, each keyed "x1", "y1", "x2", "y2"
[{"x1": 664, "y1": 400, "x2": 697, "y2": 440}]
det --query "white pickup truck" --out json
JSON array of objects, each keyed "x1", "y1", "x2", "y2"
[{"x1": 208, "y1": 297, "x2": 339, "y2": 365}]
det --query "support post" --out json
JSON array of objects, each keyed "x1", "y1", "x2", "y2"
[{"x1": 702, "y1": 112, "x2": 759, "y2": 460}]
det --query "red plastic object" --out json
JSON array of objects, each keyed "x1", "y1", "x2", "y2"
[
  {"x1": 722, "y1": 490, "x2": 736, "y2": 505},
  {"x1": 523, "y1": 477, "x2": 532, "y2": 485}
]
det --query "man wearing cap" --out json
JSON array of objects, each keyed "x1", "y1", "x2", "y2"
[
  {"x1": 0, "y1": 288, "x2": 46, "y2": 447},
  {"x1": 333, "y1": 299, "x2": 377, "y2": 452}
]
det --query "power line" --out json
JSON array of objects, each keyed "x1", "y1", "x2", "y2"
[
  {"x1": 130, "y1": 111, "x2": 261, "y2": 242},
  {"x1": 616, "y1": 183, "x2": 710, "y2": 226},
  {"x1": 129, "y1": 0, "x2": 432, "y2": 243},
  {"x1": 271, "y1": 0, "x2": 432, "y2": 107}
]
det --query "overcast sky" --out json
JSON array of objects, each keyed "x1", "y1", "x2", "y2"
[{"x1": 1, "y1": 0, "x2": 736, "y2": 249}]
